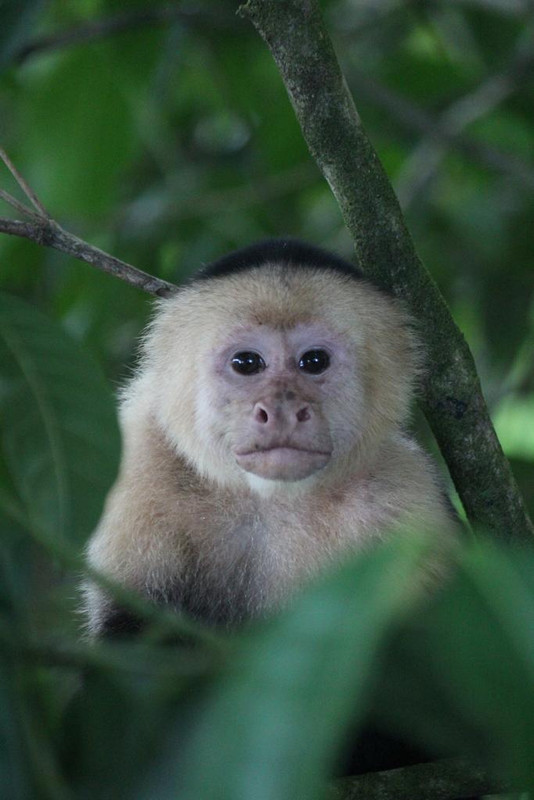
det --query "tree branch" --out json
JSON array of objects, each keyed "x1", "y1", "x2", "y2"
[
  {"x1": 395, "y1": 19, "x2": 534, "y2": 206},
  {"x1": 328, "y1": 757, "x2": 508, "y2": 800},
  {"x1": 0, "y1": 146, "x2": 50, "y2": 216},
  {"x1": 0, "y1": 150, "x2": 175, "y2": 298},
  {"x1": 13, "y1": 5, "x2": 235, "y2": 64},
  {"x1": 0, "y1": 216, "x2": 175, "y2": 297},
  {"x1": 239, "y1": 0, "x2": 534, "y2": 543},
  {"x1": 349, "y1": 69, "x2": 534, "y2": 195},
  {"x1": 15, "y1": 6, "x2": 532, "y2": 202}
]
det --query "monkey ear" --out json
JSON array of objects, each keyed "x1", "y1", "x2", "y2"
[
  {"x1": 358, "y1": 294, "x2": 420, "y2": 419},
  {"x1": 397, "y1": 312, "x2": 425, "y2": 386}
]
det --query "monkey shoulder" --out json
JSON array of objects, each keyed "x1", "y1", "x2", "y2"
[{"x1": 307, "y1": 432, "x2": 456, "y2": 549}]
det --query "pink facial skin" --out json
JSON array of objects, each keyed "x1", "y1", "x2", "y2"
[{"x1": 209, "y1": 322, "x2": 356, "y2": 482}]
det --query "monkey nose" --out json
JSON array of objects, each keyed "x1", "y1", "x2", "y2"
[
  {"x1": 254, "y1": 405, "x2": 269, "y2": 424},
  {"x1": 253, "y1": 402, "x2": 311, "y2": 426}
]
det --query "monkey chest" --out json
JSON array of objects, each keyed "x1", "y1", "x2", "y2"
[{"x1": 173, "y1": 506, "x2": 349, "y2": 626}]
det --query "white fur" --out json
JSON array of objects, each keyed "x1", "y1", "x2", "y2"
[{"x1": 84, "y1": 264, "x2": 454, "y2": 635}]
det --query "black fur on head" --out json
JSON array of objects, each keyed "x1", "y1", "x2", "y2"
[{"x1": 193, "y1": 238, "x2": 363, "y2": 283}]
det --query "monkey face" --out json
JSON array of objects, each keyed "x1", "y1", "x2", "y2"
[
  {"x1": 146, "y1": 265, "x2": 419, "y2": 492},
  {"x1": 85, "y1": 242, "x2": 452, "y2": 638},
  {"x1": 209, "y1": 323, "x2": 344, "y2": 481},
  {"x1": 190, "y1": 320, "x2": 367, "y2": 485}
]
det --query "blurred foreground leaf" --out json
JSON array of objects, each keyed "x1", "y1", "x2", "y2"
[
  {"x1": 372, "y1": 542, "x2": 534, "y2": 794},
  {"x1": 3, "y1": 534, "x2": 534, "y2": 798},
  {"x1": 142, "y1": 537, "x2": 431, "y2": 800},
  {"x1": 0, "y1": 293, "x2": 120, "y2": 545}
]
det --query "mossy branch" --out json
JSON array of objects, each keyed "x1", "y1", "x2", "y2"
[
  {"x1": 329, "y1": 757, "x2": 508, "y2": 800},
  {"x1": 239, "y1": 0, "x2": 533, "y2": 543}
]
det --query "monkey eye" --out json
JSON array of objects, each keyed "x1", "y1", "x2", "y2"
[
  {"x1": 231, "y1": 351, "x2": 266, "y2": 375},
  {"x1": 298, "y1": 349, "x2": 330, "y2": 374}
]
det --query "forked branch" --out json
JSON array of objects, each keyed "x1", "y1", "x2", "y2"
[{"x1": 0, "y1": 148, "x2": 175, "y2": 298}]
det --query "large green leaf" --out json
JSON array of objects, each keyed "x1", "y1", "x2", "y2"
[
  {"x1": 372, "y1": 543, "x2": 534, "y2": 793},
  {"x1": 0, "y1": 292, "x2": 120, "y2": 545},
  {"x1": 141, "y1": 537, "x2": 431, "y2": 800},
  {"x1": 427, "y1": 545, "x2": 534, "y2": 791},
  {"x1": 16, "y1": 44, "x2": 138, "y2": 217}
]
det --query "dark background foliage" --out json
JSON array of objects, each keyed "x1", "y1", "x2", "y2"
[
  {"x1": 1, "y1": 1, "x2": 534, "y2": 798},
  {"x1": 2, "y1": 0, "x2": 534, "y2": 505}
]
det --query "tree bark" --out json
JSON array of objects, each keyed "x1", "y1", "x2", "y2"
[
  {"x1": 329, "y1": 757, "x2": 507, "y2": 800},
  {"x1": 0, "y1": 217, "x2": 174, "y2": 297},
  {"x1": 239, "y1": 0, "x2": 533, "y2": 543}
]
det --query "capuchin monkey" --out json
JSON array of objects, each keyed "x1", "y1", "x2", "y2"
[
  {"x1": 83, "y1": 238, "x2": 457, "y2": 639},
  {"x1": 83, "y1": 238, "x2": 461, "y2": 777}
]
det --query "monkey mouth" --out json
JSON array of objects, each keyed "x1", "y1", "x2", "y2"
[
  {"x1": 235, "y1": 445, "x2": 332, "y2": 481},
  {"x1": 237, "y1": 445, "x2": 331, "y2": 456}
]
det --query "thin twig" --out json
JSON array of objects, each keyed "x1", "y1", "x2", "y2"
[
  {"x1": 0, "y1": 146, "x2": 49, "y2": 217},
  {"x1": 348, "y1": 69, "x2": 534, "y2": 192},
  {"x1": 13, "y1": 7, "x2": 532, "y2": 198},
  {"x1": 14, "y1": 5, "x2": 236, "y2": 64},
  {"x1": 395, "y1": 20, "x2": 534, "y2": 206},
  {"x1": 0, "y1": 214, "x2": 176, "y2": 297},
  {"x1": 0, "y1": 188, "x2": 43, "y2": 221},
  {"x1": 0, "y1": 148, "x2": 176, "y2": 296}
]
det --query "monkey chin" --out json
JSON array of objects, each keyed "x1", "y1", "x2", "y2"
[{"x1": 235, "y1": 446, "x2": 331, "y2": 482}]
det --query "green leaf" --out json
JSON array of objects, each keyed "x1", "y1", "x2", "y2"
[
  {"x1": 16, "y1": 44, "x2": 139, "y2": 217},
  {"x1": 142, "y1": 537, "x2": 431, "y2": 800},
  {"x1": 0, "y1": 292, "x2": 120, "y2": 545},
  {"x1": 493, "y1": 395, "x2": 534, "y2": 461},
  {"x1": 62, "y1": 669, "x2": 175, "y2": 800},
  {"x1": 436, "y1": 545, "x2": 534, "y2": 790},
  {"x1": 373, "y1": 543, "x2": 534, "y2": 792},
  {"x1": 0, "y1": 657, "x2": 33, "y2": 800}
]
